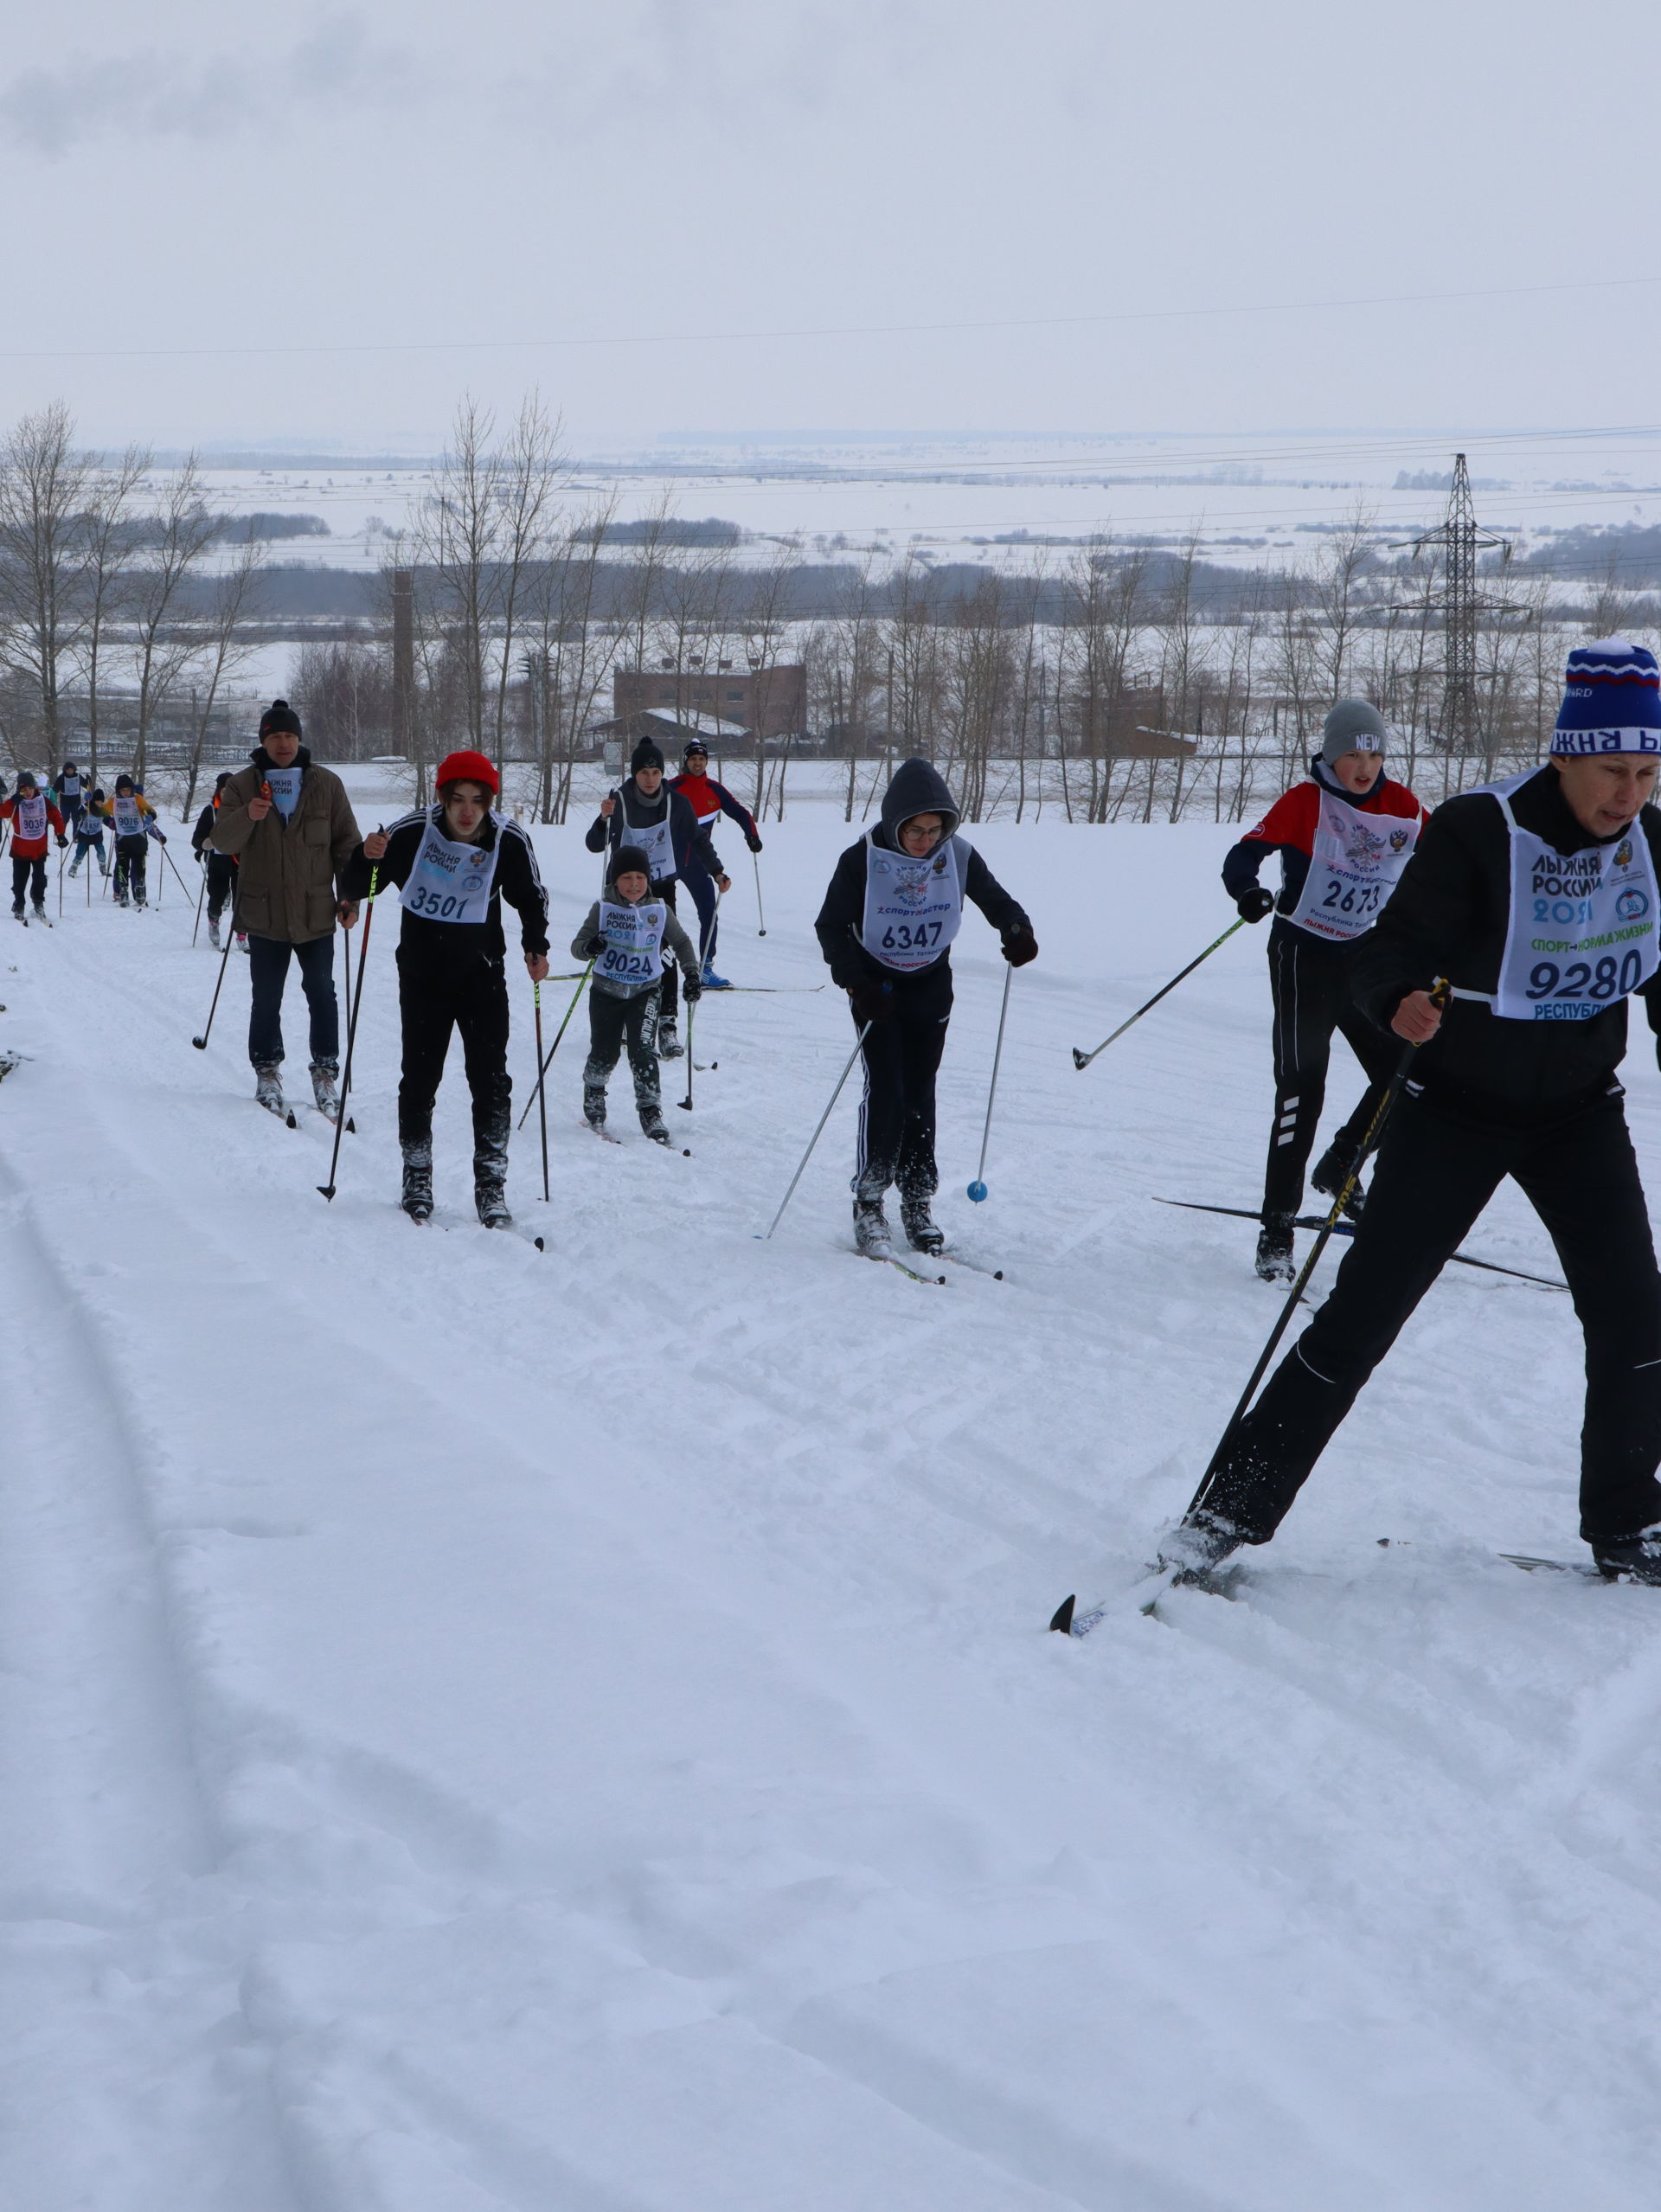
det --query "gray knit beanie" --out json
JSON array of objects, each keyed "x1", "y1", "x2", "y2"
[{"x1": 1321, "y1": 698, "x2": 1389, "y2": 761}]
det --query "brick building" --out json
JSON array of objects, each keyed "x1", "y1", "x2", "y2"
[{"x1": 612, "y1": 662, "x2": 807, "y2": 743}]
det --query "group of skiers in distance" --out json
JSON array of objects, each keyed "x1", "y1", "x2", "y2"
[{"x1": 15, "y1": 639, "x2": 1661, "y2": 1592}]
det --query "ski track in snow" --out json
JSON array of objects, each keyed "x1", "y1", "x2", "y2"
[{"x1": 5, "y1": 818, "x2": 1661, "y2": 2208}]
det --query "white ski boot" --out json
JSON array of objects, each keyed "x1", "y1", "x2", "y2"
[
  {"x1": 310, "y1": 1060, "x2": 341, "y2": 1121},
  {"x1": 254, "y1": 1062, "x2": 287, "y2": 1118},
  {"x1": 853, "y1": 1197, "x2": 895, "y2": 1259},
  {"x1": 657, "y1": 1016, "x2": 683, "y2": 1060}
]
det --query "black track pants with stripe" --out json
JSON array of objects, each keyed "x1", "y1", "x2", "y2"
[
  {"x1": 1262, "y1": 920, "x2": 1400, "y2": 1217},
  {"x1": 852, "y1": 960, "x2": 952, "y2": 1202},
  {"x1": 1208, "y1": 1082, "x2": 1661, "y2": 1547}
]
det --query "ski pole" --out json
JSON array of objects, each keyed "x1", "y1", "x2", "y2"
[
  {"x1": 753, "y1": 848, "x2": 766, "y2": 936},
  {"x1": 967, "y1": 965, "x2": 1014, "y2": 1202},
  {"x1": 191, "y1": 856, "x2": 207, "y2": 946},
  {"x1": 191, "y1": 890, "x2": 243, "y2": 1048},
  {"x1": 159, "y1": 839, "x2": 194, "y2": 908},
  {"x1": 533, "y1": 978, "x2": 551, "y2": 1202},
  {"x1": 1183, "y1": 981, "x2": 1451, "y2": 1528},
  {"x1": 1072, "y1": 917, "x2": 1247, "y2": 1071},
  {"x1": 516, "y1": 960, "x2": 593, "y2": 1130},
  {"x1": 762, "y1": 1021, "x2": 873, "y2": 1240},
  {"x1": 678, "y1": 993, "x2": 696, "y2": 1111},
  {"x1": 317, "y1": 866, "x2": 378, "y2": 1202},
  {"x1": 56, "y1": 843, "x2": 66, "y2": 919}
]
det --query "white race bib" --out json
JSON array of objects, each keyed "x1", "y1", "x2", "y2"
[
  {"x1": 14, "y1": 795, "x2": 46, "y2": 841},
  {"x1": 862, "y1": 833, "x2": 965, "y2": 971},
  {"x1": 61, "y1": 774, "x2": 80, "y2": 799},
  {"x1": 1472, "y1": 773, "x2": 1661, "y2": 1021},
  {"x1": 264, "y1": 766, "x2": 302, "y2": 819},
  {"x1": 1286, "y1": 792, "x2": 1420, "y2": 942},
  {"x1": 623, "y1": 804, "x2": 675, "y2": 882},
  {"x1": 401, "y1": 812, "x2": 503, "y2": 926},
  {"x1": 112, "y1": 797, "x2": 144, "y2": 838},
  {"x1": 595, "y1": 898, "x2": 666, "y2": 986}
]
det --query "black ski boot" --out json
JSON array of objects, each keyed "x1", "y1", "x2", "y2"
[
  {"x1": 1254, "y1": 1210, "x2": 1295, "y2": 1282},
  {"x1": 401, "y1": 1137, "x2": 434, "y2": 1222},
  {"x1": 1158, "y1": 1511, "x2": 1245, "y2": 1586},
  {"x1": 310, "y1": 1059, "x2": 341, "y2": 1121},
  {"x1": 900, "y1": 1196, "x2": 945, "y2": 1256},
  {"x1": 853, "y1": 1196, "x2": 894, "y2": 1259},
  {"x1": 640, "y1": 1108, "x2": 670, "y2": 1145},
  {"x1": 583, "y1": 1082, "x2": 607, "y2": 1132},
  {"x1": 1592, "y1": 1528, "x2": 1661, "y2": 1583},
  {"x1": 1311, "y1": 1142, "x2": 1366, "y2": 1220},
  {"x1": 474, "y1": 1115, "x2": 511, "y2": 1226}
]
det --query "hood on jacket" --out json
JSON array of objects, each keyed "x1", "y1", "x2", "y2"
[
  {"x1": 250, "y1": 744, "x2": 313, "y2": 776},
  {"x1": 877, "y1": 757, "x2": 959, "y2": 850}
]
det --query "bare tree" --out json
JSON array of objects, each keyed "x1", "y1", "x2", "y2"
[
  {"x1": 181, "y1": 535, "x2": 266, "y2": 814},
  {"x1": 0, "y1": 401, "x2": 93, "y2": 767},
  {"x1": 126, "y1": 455, "x2": 221, "y2": 779},
  {"x1": 76, "y1": 443, "x2": 150, "y2": 785}
]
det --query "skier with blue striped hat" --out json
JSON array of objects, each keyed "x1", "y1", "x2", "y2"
[{"x1": 1164, "y1": 638, "x2": 1661, "y2": 1586}]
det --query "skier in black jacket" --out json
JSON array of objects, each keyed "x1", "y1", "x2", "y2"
[
  {"x1": 191, "y1": 772, "x2": 239, "y2": 948},
  {"x1": 815, "y1": 757, "x2": 1036, "y2": 1259},
  {"x1": 584, "y1": 738, "x2": 723, "y2": 1057},
  {"x1": 1169, "y1": 638, "x2": 1661, "y2": 1584},
  {"x1": 345, "y1": 748, "x2": 549, "y2": 1228}
]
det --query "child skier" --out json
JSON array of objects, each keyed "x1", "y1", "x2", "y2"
[
  {"x1": 192, "y1": 772, "x2": 239, "y2": 948},
  {"x1": 814, "y1": 756, "x2": 1037, "y2": 1259},
  {"x1": 56, "y1": 761, "x2": 86, "y2": 837},
  {"x1": 571, "y1": 844, "x2": 702, "y2": 1142},
  {"x1": 68, "y1": 789, "x2": 110, "y2": 879},
  {"x1": 350, "y1": 749, "x2": 549, "y2": 1226},
  {"x1": 1, "y1": 773, "x2": 67, "y2": 923},
  {"x1": 1222, "y1": 699, "x2": 1428, "y2": 1280},
  {"x1": 585, "y1": 739, "x2": 725, "y2": 1056},
  {"x1": 669, "y1": 738, "x2": 761, "y2": 987},
  {"x1": 109, "y1": 774, "x2": 166, "y2": 908}
]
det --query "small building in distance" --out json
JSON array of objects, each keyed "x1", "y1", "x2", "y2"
[
  {"x1": 593, "y1": 708, "x2": 753, "y2": 764},
  {"x1": 613, "y1": 661, "x2": 807, "y2": 744}
]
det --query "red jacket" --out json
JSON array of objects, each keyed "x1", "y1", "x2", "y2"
[
  {"x1": 1, "y1": 794, "x2": 66, "y2": 859},
  {"x1": 1222, "y1": 765, "x2": 1425, "y2": 914}
]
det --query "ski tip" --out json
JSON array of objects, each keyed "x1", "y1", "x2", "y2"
[
  {"x1": 710, "y1": 1060, "x2": 719, "y2": 1070},
  {"x1": 316, "y1": 1183, "x2": 337, "y2": 1201},
  {"x1": 285, "y1": 1111, "x2": 298, "y2": 1127},
  {"x1": 1070, "y1": 1048, "x2": 1088, "y2": 1071},
  {"x1": 992, "y1": 1269, "x2": 1004, "y2": 1280},
  {"x1": 345, "y1": 1116, "x2": 356, "y2": 1134},
  {"x1": 1049, "y1": 1594, "x2": 1077, "y2": 1635}
]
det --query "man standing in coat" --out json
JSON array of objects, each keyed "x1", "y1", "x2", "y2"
[{"x1": 212, "y1": 699, "x2": 362, "y2": 1119}]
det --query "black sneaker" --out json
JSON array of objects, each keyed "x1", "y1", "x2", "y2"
[
  {"x1": 1254, "y1": 1211, "x2": 1295, "y2": 1282},
  {"x1": 1591, "y1": 1528, "x2": 1661, "y2": 1584},
  {"x1": 1311, "y1": 1143, "x2": 1366, "y2": 1220},
  {"x1": 900, "y1": 1198, "x2": 944, "y2": 1255}
]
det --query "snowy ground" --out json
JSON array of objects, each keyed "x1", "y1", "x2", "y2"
[{"x1": 4, "y1": 815, "x2": 1661, "y2": 2209}]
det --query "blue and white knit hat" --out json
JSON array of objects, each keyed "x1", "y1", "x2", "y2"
[{"x1": 1551, "y1": 637, "x2": 1661, "y2": 754}]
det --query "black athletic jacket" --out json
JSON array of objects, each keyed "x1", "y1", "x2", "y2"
[
  {"x1": 583, "y1": 778, "x2": 721, "y2": 885},
  {"x1": 1352, "y1": 764, "x2": 1661, "y2": 1125},
  {"x1": 341, "y1": 809, "x2": 550, "y2": 964},
  {"x1": 814, "y1": 757, "x2": 1030, "y2": 991}
]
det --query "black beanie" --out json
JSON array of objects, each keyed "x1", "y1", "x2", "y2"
[
  {"x1": 610, "y1": 844, "x2": 652, "y2": 883},
  {"x1": 683, "y1": 739, "x2": 708, "y2": 761},
  {"x1": 260, "y1": 697, "x2": 303, "y2": 740},
  {"x1": 630, "y1": 737, "x2": 664, "y2": 775}
]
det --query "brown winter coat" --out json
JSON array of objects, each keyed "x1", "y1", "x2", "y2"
[{"x1": 211, "y1": 748, "x2": 361, "y2": 944}]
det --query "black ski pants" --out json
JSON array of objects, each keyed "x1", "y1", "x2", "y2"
[
  {"x1": 584, "y1": 984, "x2": 662, "y2": 1119},
  {"x1": 853, "y1": 961, "x2": 952, "y2": 1203},
  {"x1": 1263, "y1": 920, "x2": 1399, "y2": 1218},
  {"x1": 654, "y1": 880, "x2": 682, "y2": 1020},
  {"x1": 247, "y1": 933, "x2": 339, "y2": 1068},
  {"x1": 10, "y1": 853, "x2": 45, "y2": 913},
  {"x1": 203, "y1": 852, "x2": 236, "y2": 923},
  {"x1": 397, "y1": 942, "x2": 510, "y2": 1157},
  {"x1": 1206, "y1": 1083, "x2": 1661, "y2": 1548},
  {"x1": 113, "y1": 835, "x2": 148, "y2": 903}
]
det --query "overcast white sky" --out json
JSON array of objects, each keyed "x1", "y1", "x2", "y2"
[{"x1": 3, "y1": 0, "x2": 1657, "y2": 452}]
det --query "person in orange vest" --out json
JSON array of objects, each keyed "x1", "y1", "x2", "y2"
[
  {"x1": 109, "y1": 773, "x2": 167, "y2": 909},
  {"x1": 2, "y1": 771, "x2": 67, "y2": 924}
]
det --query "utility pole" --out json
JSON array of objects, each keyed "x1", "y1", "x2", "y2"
[{"x1": 1404, "y1": 455, "x2": 1511, "y2": 756}]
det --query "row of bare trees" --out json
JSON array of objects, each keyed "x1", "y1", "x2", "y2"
[{"x1": 0, "y1": 403, "x2": 263, "y2": 809}]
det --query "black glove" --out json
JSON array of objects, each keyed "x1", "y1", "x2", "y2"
[
  {"x1": 747, "y1": 833, "x2": 763, "y2": 854},
  {"x1": 1001, "y1": 920, "x2": 1038, "y2": 967},
  {"x1": 849, "y1": 980, "x2": 895, "y2": 1027},
  {"x1": 55, "y1": 836, "x2": 67, "y2": 848},
  {"x1": 1236, "y1": 886, "x2": 1274, "y2": 923},
  {"x1": 682, "y1": 975, "x2": 702, "y2": 1003},
  {"x1": 581, "y1": 933, "x2": 606, "y2": 959},
  {"x1": 155, "y1": 830, "x2": 168, "y2": 845}
]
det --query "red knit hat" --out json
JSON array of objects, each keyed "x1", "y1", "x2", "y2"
[{"x1": 434, "y1": 748, "x2": 499, "y2": 796}]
